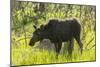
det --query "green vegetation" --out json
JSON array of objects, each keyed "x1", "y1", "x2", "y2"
[
  {"x1": 11, "y1": 1, "x2": 96, "y2": 66},
  {"x1": 12, "y1": 44, "x2": 95, "y2": 66}
]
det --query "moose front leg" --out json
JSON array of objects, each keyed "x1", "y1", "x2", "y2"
[
  {"x1": 68, "y1": 38, "x2": 74, "y2": 57},
  {"x1": 54, "y1": 42, "x2": 62, "y2": 59}
]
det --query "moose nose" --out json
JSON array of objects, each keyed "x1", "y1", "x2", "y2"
[
  {"x1": 29, "y1": 41, "x2": 35, "y2": 46},
  {"x1": 29, "y1": 39, "x2": 34, "y2": 46}
]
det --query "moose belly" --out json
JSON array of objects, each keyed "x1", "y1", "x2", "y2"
[{"x1": 52, "y1": 31, "x2": 72, "y2": 42}]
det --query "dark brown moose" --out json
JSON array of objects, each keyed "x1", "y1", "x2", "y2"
[{"x1": 29, "y1": 18, "x2": 83, "y2": 57}]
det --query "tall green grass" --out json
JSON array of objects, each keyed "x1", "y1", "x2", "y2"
[{"x1": 12, "y1": 42, "x2": 95, "y2": 66}]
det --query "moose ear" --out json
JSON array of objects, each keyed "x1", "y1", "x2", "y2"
[
  {"x1": 40, "y1": 25, "x2": 45, "y2": 30},
  {"x1": 33, "y1": 25, "x2": 37, "y2": 29}
]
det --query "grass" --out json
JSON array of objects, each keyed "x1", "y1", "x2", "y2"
[{"x1": 11, "y1": 42, "x2": 95, "y2": 66}]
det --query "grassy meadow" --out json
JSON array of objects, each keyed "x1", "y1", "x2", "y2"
[{"x1": 11, "y1": 23, "x2": 96, "y2": 66}]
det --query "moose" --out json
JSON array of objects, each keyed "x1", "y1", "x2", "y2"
[{"x1": 29, "y1": 18, "x2": 83, "y2": 57}]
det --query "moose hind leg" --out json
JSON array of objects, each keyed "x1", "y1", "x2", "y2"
[{"x1": 75, "y1": 35, "x2": 83, "y2": 54}]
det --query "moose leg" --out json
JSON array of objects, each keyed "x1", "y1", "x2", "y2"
[
  {"x1": 68, "y1": 38, "x2": 74, "y2": 57},
  {"x1": 55, "y1": 42, "x2": 62, "y2": 58},
  {"x1": 75, "y1": 35, "x2": 83, "y2": 54}
]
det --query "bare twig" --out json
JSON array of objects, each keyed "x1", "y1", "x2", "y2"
[
  {"x1": 85, "y1": 37, "x2": 94, "y2": 49},
  {"x1": 16, "y1": 37, "x2": 31, "y2": 42},
  {"x1": 87, "y1": 44, "x2": 95, "y2": 51},
  {"x1": 22, "y1": 24, "x2": 27, "y2": 46}
]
